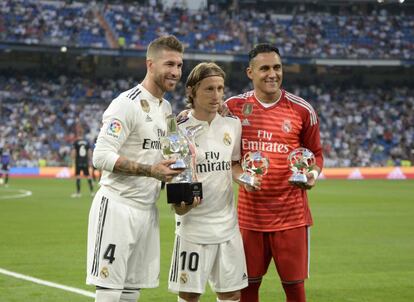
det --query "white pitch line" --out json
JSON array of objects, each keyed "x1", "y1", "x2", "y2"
[
  {"x1": 0, "y1": 267, "x2": 95, "y2": 298},
  {"x1": 0, "y1": 189, "x2": 32, "y2": 200}
]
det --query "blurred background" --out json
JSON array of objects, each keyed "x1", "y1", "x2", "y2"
[{"x1": 0, "y1": 0, "x2": 413, "y2": 173}]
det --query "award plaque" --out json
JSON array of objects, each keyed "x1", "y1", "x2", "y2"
[
  {"x1": 237, "y1": 151, "x2": 270, "y2": 187},
  {"x1": 287, "y1": 147, "x2": 316, "y2": 184},
  {"x1": 161, "y1": 115, "x2": 203, "y2": 204}
]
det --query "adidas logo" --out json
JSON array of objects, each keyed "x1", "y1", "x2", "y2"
[
  {"x1": 241, "y1": 119, "x2": 250, "y2": 126},
  {"x1": 242, "y1": 273, "x2": 248, "y2": 280},
  {"x1": 145, "y1": 115, "x2": 152, "y2": 122}
]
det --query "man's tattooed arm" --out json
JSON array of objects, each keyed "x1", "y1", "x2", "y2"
[
  {"x1": 112, "y1": 156, "x2": 182, "y2": 182},
  {"x1": 113, "y1": 157, "x2": 152, "y2": 177}
]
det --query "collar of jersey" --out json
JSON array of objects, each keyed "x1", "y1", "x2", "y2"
[
  {"x1": 253, "y1": 89, "x2": 284, "y2": 110},
  {"x1": 188, "y1": 111, "x2": 219, "y2": 126},
  {"x1": 137, "y1": 84, "x2": 165, "y2": 104}
]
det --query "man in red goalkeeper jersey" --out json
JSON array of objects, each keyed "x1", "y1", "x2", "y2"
[{"x1": 225, "y1": 44, "x2": 323, "y2": 302}]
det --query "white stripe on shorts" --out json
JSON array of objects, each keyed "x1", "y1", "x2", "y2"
[
  {"x1": 169, "y1": 236, "x2": 181, "y2": 283},
  {"x1": 91, "y1": 196, "x2": 109, "y2": 276}
]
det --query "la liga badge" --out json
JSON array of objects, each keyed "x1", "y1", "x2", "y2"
[{"x1": 107, "y1": 119, "x2": 122, "y2": 138}]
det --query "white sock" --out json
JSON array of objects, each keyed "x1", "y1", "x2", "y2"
[
  {"x1": 95, "y1": 289, "x2": 122, "y2": 302},
  {"x1": 120, "y1": 289, "x2": 140, "y2": 302},
  {"x1": 217, "y1": 299, "x2": 240, "y2": 302}
]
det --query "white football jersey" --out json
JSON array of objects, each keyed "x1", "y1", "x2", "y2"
[
  {"x1": 175, "y1": 112, "x2": 242, "y2": 244},
  {"x1": 93, "y1": 84, "x2": 172, "y2": 207}
]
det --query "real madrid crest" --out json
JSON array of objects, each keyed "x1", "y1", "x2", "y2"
[
  {"x1": 140, "y1": 99, "x2": 150, "y2": 113},
  {"x1": 100, "y1": 267, "x2": 109, "y2": 278},
  {"x1": 180, "y1": 272, "x2": 188, "y2": 284},
  {"x1": 241, "y1": 103, "x2": 253, "y2": 126},
  {"x1": 223, "y1": 132, "x2": 232, "y2": 146},
  {"x1": 242, "y1": 103, "x2": 253, "y2": 116},
  {"x1": 282, "y1": 119, "x2": 292, "y2": 133}
]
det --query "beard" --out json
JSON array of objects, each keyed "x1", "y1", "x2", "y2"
[{"x1": 154, "y1": 73, "x2": 177, "y2": 93}]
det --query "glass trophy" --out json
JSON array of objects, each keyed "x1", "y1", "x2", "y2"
[
  {"x1": 160, "y1": 115, "x2": 203, "y2": 204},
  {"x1": 238, "y1": 151, "x2": 270, "y2": 187},
  {"x1": 287, "y1": 147, "x2": 316, "y2": 184},
  {"x1": 160, "y1": 115, "x2": 189, "y2": 169}
]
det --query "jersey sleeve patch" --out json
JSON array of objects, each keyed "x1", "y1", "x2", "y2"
[{"x1": 106, "y1": 119, "x2": 123, "y2": 138}]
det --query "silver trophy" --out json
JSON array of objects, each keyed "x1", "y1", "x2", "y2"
[
  {"x1": 287, "y1": 147, "x2": 316, "y2": 184},
  {"x1": 160, "y1": 116, "x2": 190, "y2": 169},
  {"x1": 238, "y1": 151, "x2": 270, "y2": 187},
  {"x1": 160, "y1": 115, "x2": 203, "y2": 204}
]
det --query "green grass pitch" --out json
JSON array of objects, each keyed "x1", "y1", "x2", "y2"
[{"x1": 0, "y1": 178, "x2": 413, "y2": 302}]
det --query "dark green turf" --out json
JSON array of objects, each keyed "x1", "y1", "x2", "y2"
[{"x1": 0, "y1": 179, "x2": 413, "y2": 301}]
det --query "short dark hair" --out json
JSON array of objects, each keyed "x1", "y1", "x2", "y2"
[
  {"x1": 147, "y1": 35, "x2": 184, "y2": 59},
  {"x1": 248, "y1": 43, "x2": 280, "y2": 63}
]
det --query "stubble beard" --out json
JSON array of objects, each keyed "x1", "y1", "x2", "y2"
[{"x1": 155, "y1": 74, "x2": 177, "y2": 93}]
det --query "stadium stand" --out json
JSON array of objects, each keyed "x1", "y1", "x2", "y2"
[
  {"x1": 0, "y1": 0, "x2": 413, "y2": 169},
  {"x1": 0, "y1": 75, "x2": 413, "y2": 168},
  {"x1": 1, "y1": 0, "x2": 413, "y2": 58},
  {"x1": 0, "y1": 0, "x2": 108, "y2": 48}
]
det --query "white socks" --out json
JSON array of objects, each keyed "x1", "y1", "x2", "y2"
[
  {"x1": 95, "y1": 289, "x2": 140, "y2": 302},
  {"x1": 120, "y1": 290, "x2": 140, "y2": 302},
  {"x1": 95, "y1": 289, "x2": 122, "y2": 302}
]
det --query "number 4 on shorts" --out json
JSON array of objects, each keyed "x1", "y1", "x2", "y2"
[{"x1": 103, "y1": 244, "x2": 116, "y2": 264}]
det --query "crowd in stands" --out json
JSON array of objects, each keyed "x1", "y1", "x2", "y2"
[
  {"x1": 1, "y1": 0, "x2": 413, "y2": 59},
  {"x1": 292, "y1": 85, "x2": 414, "y2": 167},
  {"x1": 0, "y1": 0, "x2": 107, "y2": 48},
  {"x1": 241, "y1": 5, "x2": 414, "y2": 60},
  {"x1": 1, "y1": 76, "x2": 413, "y2": 168},
  {"x1": 0, "y1": 75, "x2": 121, "y2": 167},
  {"x1": 1, "y1": 1, "x2": 412, "y2": 168}
]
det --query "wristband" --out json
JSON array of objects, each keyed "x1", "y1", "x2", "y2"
[{"x1": 309, "y1": 170, "x2": 319, "y2": 180}]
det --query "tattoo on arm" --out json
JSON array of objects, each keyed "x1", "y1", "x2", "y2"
[{"x1": 113, "y1": 157, "x2": 152, "y2": 177}]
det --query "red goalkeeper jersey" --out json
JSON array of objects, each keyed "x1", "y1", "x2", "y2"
[{"x1": 225, "y1": 89, "x2": 323, "y2": 232}]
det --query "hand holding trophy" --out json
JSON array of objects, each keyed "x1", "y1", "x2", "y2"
[
  {"x1": 238, "y1": 151, "x2": 270, "y2": 189},
  {"x1": 287, "y1": 147, "x2": 316, "y2": 185},
  {"x1": 160, "y1": 115, "x2": 203, "y2": 204}
]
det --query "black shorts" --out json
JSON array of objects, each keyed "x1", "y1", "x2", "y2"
[
  {"x1": 75, "y1": 165, "x2": 90, "y2": 176},
  {"x1": 1, "y1": 164, "x2": 8, "y2": 173}
]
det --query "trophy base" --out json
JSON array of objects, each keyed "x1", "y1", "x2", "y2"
[
  {"x1": 288, "y1": 174, "x2": 308, "y2": 184},
  {"x1": 166, "y1": 182, "x2": 203, "y2": 204}
]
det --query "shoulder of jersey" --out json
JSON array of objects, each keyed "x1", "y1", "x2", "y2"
[
  {"x1": 223, "y1": 114, "x2": 240, "y2": 121},
  {"x1": 124, "y1": 86, "x2": 142, "y2": 101},
  {"x1": 177, "y1": 117, "x2": 189, "y2": 125},
  {"x1": 284, "y1": 91, "x2": 318, "y2": 126},
  {"x1": 111, "y1": 86, "x2": 139, "y2": 102},
  {"x1": 113, "y1": 87, "x2": 145, "y2": 114},
  {"x1": 225, "y1": 90, "x2": 254, "y2": 103}
]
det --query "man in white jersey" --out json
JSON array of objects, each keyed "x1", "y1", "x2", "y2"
[
  {"x1": 168, "y1": 62, "x2": 252, "y2": 302},
  {"x1": 87, "y1": 35, "x2": 185, "y2": 302}
]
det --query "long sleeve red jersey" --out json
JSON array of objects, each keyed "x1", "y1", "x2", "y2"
[{"x1": 225, "y1": 89, "x2": 323, "y2": 231}]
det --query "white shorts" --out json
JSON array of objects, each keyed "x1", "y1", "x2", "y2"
[
  {"x1": 86, "y1": 186, "x2": 160, "y2": 289},
  {"x1": 168, "y1": 233, "x2": 248, "y2": 294}
]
